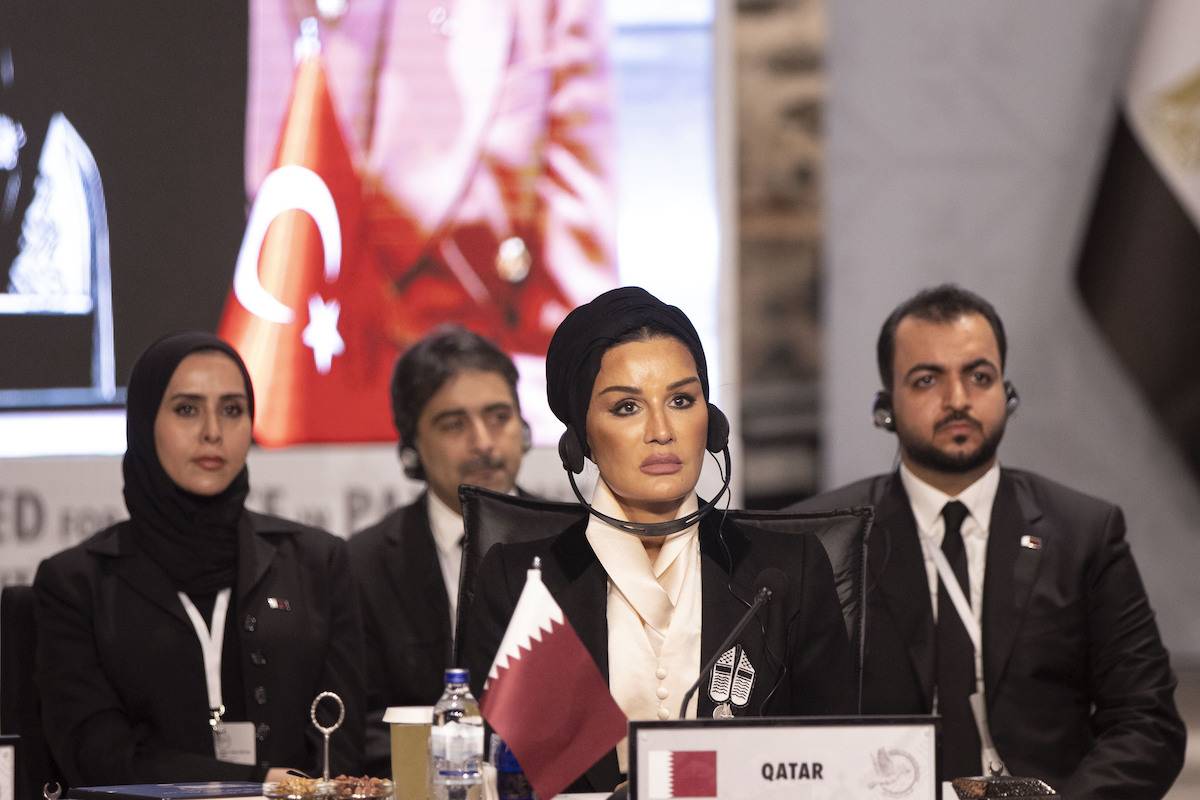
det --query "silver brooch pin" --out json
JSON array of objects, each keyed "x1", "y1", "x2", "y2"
[{"x1": 709, "y1": 645, "x2": 755, "y2": 718}]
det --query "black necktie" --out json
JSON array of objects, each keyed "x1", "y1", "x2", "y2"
[{"x1": 936, "y1": 500, "x2": 982, "y2": 779}]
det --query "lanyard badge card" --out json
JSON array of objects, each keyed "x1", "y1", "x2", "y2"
[{"x1": 179, "y1": 588, "x2": 257, "y2": 765}]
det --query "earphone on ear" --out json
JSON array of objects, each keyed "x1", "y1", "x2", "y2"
[
  {"x1": 557, "y1": 403, "x2": 731, "y2": 475},
  {"x1": 1004, "y1": 381, "x2": 1020, "y2": 415},
  {"x1": 871, "y1": 392, "x2": 896, "y2": 432},
  {"x1": 520, "y1": 420, "x2": 533, "y2": 453},
  {"x1": 872, "y1": 381, "x2": 1020, "y2": 432},
  {"x1": 399, "y1": 445, "x2": 424, "y2": 480}
]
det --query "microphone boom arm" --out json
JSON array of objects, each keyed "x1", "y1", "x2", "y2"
[{"x1": 678, "y1": 584, "x2": 772, "y2": 719}]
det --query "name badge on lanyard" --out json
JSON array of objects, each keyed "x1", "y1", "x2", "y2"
[
  {"x1": 920, "y1": 540, "x2": 1005, "y2": 776},
  {"x1": 178, "y1": 588, "x2": 257, "y2": 766}
]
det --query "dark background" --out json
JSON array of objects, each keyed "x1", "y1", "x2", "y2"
[{"x1": 0, "y1": 1, "x2": 248, "y2": 397}]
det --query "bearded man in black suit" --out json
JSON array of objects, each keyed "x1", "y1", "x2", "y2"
[
  {"x1": 792, "y1": 285, "x2": 1185, "y2": 797},
  {"x1": 347, "y1": 326, "x2": 530, "y2": 775}
]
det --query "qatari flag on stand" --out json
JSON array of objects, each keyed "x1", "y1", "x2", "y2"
[
  {"x1": 1076, "y1": 0, "x2": 1200, "y2": 478},
  {"x1": 480, "y1": 561, "x2": 627, "y2": 799}
]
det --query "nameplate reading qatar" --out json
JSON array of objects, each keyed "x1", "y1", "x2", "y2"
[{"x1": 629, "y1": 716, "x2": 937, "y2": 800}]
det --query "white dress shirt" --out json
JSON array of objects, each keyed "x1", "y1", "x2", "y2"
[
  {"x1": 898, "y1": 462, "x2": 1000, "y2": 629},
  {"x1": 426, "y1": 491, "x2": 466, "y2": 635},
  {"x1": 899, "y1": 461, "x2": 1000, "y2": 768},
  {"x1": 585, "y1": 480, "x2": 702, "y2": 773}
]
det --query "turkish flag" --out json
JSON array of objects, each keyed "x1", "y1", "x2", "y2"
[
  {"x1": 218, "y1": 42, "x2": 394, "y2": 446},
  {"x1": 481, "y1": 566, "x2": 627, "y2": 799}
]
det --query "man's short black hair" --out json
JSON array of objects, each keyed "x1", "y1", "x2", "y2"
[
  {"x1": 876, "y1": 284, "x2": 1007, "y2": 387},
  {"x1": 391, "y1": 326, "x2": 520, "y2": 446}
]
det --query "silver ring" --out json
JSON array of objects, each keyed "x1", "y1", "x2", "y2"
[{"x1": 309, "y1": 691, "x2": 345, "y2": 735}]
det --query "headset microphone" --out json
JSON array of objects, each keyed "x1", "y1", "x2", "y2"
[{"x1": 566, "y1": 447, "x2": 733, "y2": 537}]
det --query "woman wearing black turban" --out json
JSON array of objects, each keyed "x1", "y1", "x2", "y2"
[
  {"x1": 33, "y1": 332, "x2": 363, "y2": 788},
  {"x1": 465, "y1": 287, "x2": 853, "y2": 791}
]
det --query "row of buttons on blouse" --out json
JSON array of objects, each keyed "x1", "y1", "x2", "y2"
[{"x1": 655, "y1": 665, "x2": 671, "y2": 719}]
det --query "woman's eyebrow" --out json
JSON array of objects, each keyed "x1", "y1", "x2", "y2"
[
  {"x1": 598, "y1": 384, "x2": 640, "y2": 396},
  {"x1": 598, "y1": 376, "x2": 699, "y2": 396}
]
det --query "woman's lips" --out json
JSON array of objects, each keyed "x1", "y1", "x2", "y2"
[
  {"x1": 641, "y1": 454, "x2": 683, "y2": 475},
  {"x1": 194, "y1": 456, "x2": 226, "y2": 471}
]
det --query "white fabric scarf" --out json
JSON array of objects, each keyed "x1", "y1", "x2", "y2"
[{"x1": 585, "y1": 480, "x2": 703, "y2": 772}]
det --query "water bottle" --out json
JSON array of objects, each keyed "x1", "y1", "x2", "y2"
[
  {"x1": 491, "y1": 735, "x2": 535, "y2": 800},
  {"x1": 430, "y1": 668, "x2": 484, "y2": 800}
]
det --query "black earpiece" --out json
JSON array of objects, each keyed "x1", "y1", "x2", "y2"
[
  {"x1": 399, "y1": 445, "x2": 424, "y2": 480},
  {"x1": 706, "y1": 404, "x2": 731, "y2": 454},
  {"x1": 872, "y1": 391, "x2": 895, "y2": 432},
  {"x1": 558, "y1": 402, "x2": 731, "y2": 474},
  {"x1": 558, "y1": 426, "x2": 586, "y2": 475},
  {"x1": 1003, "y1": 381, "x2": 1020, "y2": 416},
  {"x1": 872, "y1": 381, "x2": 1020, "y2": 432}
]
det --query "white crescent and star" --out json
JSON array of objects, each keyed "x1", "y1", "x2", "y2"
[{"x1": 233, "y1": 164, "x2": 345, "y2": 373}]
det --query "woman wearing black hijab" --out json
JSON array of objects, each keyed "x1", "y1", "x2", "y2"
[
  {"x1": 465, "y1": 287, "x2": 853, "y2": 792},
  {"x1": 33, "y1": 332, "x2": 364, "y2": 787}
]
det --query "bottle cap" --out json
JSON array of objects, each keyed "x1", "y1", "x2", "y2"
[
  {"x1": 444, "y1": 667, "x2": 470, "y2": 684},
  {"x1": 493, "y1": 738, "x2": 523, "y2": 773}
]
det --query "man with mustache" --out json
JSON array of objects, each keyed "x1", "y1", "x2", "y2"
[
  {"x1": 792, "y1": 285, "x2": 1185, "y2": 797},
  {"x1": 348, "y1": 326, "x2": 530, "y2": 776}
]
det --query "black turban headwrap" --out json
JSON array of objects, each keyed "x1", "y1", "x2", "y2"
[
  {"x1": 546, "y1": 286, "x2": 709, "y2": 453},
  {"x1": 122, "y1": 332, "x2": 255, "y2": 594}
]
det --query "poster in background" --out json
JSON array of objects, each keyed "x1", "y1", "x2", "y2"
[{"x1": 0, "y1": 1, "x2": 731, "y2": 585}]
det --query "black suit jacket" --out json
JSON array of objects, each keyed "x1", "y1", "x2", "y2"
[
  {"x1": 791, "y1": 468, "x2": 1186, "y2": 798},
  {"x1": 463, "y1": 512, "x2": 855, "y2": 793},
  {"x1": 33, "y1": 512, "x2": 365, "y2": 787},
  {"x1": 347, "y1": 496, "x2": 453, "y2": 776}
]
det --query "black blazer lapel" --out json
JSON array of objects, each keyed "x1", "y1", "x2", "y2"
[
  {"x1": 102, "y1": 525, "x2": 191, "y2": 626},
  {"x1": 696, "y1": 516, "x2": 753, "y2": 719},
  {"x1": 238, "y1": 514, "x2": 279, "y2": 604},
  {"x1": 873, "y1": 475, "x2": 936, "y2": 709},
  {"x1": 547, "y1": 522, "x2": 610, "y2": 680},
  {"x1": 983, "y1": 471, "x2": 1044, "y2": 704},
  {"x1": 546, "y1": 522, "x2": 620, "y2": 791},
  {"x1": 386, "y1": 499, "x2": 452, "y2": 653}
]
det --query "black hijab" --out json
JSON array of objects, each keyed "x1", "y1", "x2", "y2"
[
  {"x1": 545, "y1": 286, "x2": 710, "y2": 447},
  {"x1": 122, "y1": 332, "x2": 255, "y2": 594}
]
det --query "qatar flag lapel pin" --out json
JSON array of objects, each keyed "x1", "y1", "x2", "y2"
[{"x1": 1019, "y1": 535, "x2": 1043, "y2": 551}]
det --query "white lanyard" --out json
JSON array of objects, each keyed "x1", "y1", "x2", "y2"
[
  {"x1": 920, "y1": 537, "x2": 1007, "y2": 775},
  {"x1": 925, "y1": 543, "x2": 981, "y2": 652},
  {"x1": 178, "y1": 587, "x2": 232, "y2": 729}
]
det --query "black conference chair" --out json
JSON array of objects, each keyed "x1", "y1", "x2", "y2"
[
  {"x1": 454, "y1": 486, "x2": 872, "y2": 713},
  {"x1": 454, "y1": 488, "x2": 584, "y2": 665},
  {"x1": 1, "y1": 584, "x2": 62, "y2": 800}
]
